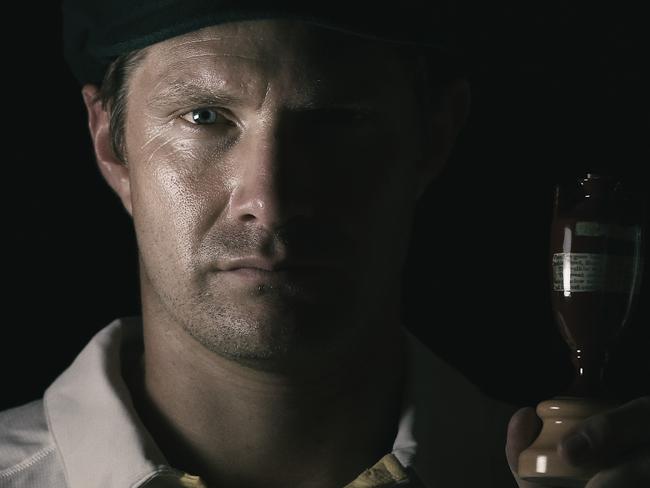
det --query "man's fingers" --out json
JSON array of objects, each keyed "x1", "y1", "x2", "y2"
[
  {"x1": 505, "y1": 406, "x2": 542, "y2": 473},
  {"x1": 558, "y1": 396, "x2": 650, "y2": 467},
  {"x1": 585, "y1": 448, "x2": 650, "y2": 488}
]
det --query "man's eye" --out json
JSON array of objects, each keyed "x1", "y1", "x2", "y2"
[{"x1": 180, "y1": 108, "x2": 226, "y2": 125}]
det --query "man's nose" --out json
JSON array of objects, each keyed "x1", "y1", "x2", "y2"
[{"x1": 225, "y1": 123, "x2": 315, "y2": 230}]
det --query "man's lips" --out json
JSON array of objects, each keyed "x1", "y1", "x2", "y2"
[{"x1": 220, "y1": 256, "x2": 336, "y2": 272}]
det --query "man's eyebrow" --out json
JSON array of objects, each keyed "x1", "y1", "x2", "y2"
[{"x1": 147, "y1": 80, "x2": 248, "y2": 110}]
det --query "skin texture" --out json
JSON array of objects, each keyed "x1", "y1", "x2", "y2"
[{"x1": 82, "y1": 19, "x2": 470, "y2": 488}]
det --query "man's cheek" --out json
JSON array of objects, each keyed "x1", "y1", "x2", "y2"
[{"x1": 134, "y1": 138, "x2": 218, "y2": 203}]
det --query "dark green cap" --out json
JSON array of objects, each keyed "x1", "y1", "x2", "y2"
[{"x1": 62, "y1": 0, "x2": 464, "y2": 86}]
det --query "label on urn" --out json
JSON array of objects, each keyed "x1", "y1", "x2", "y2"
[{"x1": 552, "y1": 253, "x2": 640, "y2": 293}]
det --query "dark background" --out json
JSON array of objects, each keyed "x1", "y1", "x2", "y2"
[{"x1": 2, "y1": 2, "x2": 648, "y2": 412}]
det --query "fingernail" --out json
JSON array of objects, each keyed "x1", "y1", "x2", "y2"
[{"x1": 561, "y1": 433, "x2": 591, "y2": 464}]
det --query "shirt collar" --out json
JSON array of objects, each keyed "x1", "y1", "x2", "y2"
[{"x1": 44, "y1": 315, "x2": 489, "y2": 488}]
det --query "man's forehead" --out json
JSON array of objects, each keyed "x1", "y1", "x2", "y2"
[
  {"x1": 146, "y1": 19, "x2": 402, "y2": 75},
  {"x1": 139, "y1": 20, "x2": 407, "y2": 103},
  {"x1": 142, "y1": 38, "x2": 317, "y2": 107},
  {"x1": 166, "y1": 19, "x2": 390, "y2": 48},
  {"x1": 154, "y1": 22, "x2": 271, "y2": 59}
]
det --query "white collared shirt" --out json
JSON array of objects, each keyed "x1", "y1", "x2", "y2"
[{"x1": 0, "y1": 316, "x2": 518, "y2": 487}]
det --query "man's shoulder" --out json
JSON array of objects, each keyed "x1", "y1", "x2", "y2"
[{"x1": 0, "y1": 399, "x2": 67, "y2": 487}]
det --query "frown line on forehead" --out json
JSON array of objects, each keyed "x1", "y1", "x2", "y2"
[
  {"x1": 170, "y1": 36, "x2": 255, "y2": 49},
  {"x1": 149, "y1": 52, "x2": 264, "y2": 92},
  {"x1": 182, "y1": 53, "x2": 261, "y2": 62}
]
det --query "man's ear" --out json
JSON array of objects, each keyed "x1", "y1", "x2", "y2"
[
  {"x1": 415, "y1": 78, "x2": 471, "y2": 200},
  {"x1": 81, "y1": 84, "x2": 133, "y2": 217}
]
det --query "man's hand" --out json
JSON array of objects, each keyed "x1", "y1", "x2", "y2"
[{"x1": 505, "y1": 396, "x2": 650, "y2": 487}]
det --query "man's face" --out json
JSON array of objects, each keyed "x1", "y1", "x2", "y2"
[{"x1": 122, "y1": 19, "x2": 433, "y2": 370}]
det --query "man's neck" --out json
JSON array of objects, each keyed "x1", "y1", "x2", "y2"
[{"x1": 125, "y1": 315, "x2": 409, "y2": 488}]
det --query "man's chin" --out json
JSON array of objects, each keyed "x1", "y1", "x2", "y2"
[{"x1": 184, "y1": 316, "x2": 350, "y2": 372}]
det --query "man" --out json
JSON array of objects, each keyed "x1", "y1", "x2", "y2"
[{"x1": 1, "y1": 2, "x2": 648, "y2": 487}]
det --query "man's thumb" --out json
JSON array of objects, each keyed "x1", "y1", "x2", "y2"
[{"x1": 505, "y1": 406, "x2": 543, "y2": 476}]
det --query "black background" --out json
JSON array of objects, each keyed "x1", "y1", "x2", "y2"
[{"x1": 2, "y1": 2, "x2": 648, "y2": 412}]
